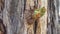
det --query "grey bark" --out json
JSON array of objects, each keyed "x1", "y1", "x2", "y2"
[
  {"x1": 47, "y1": 0, "x2": 57, "y2": 34},
  {"x1": 3, "y1": 0, "x2": 25, "y2": 34}
]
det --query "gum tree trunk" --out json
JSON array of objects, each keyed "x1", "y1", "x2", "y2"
[
  {"x1": 3, "y1": 0, "x2": 25, "y2": 34},
  {"x1": 1, "y1": 0, "x2": 48, "y2": 34}
]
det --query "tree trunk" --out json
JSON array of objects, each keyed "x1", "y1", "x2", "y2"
[
  {"x1": 0, "y1": 0, "x2": 48, "y2": 34},
  {"x1": 3, "y1": 0, "x2": 25, "y2": 34}
]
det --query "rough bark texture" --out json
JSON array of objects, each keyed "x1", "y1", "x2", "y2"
[
  {"x1": 25, "y1": 0, "x2": 47, "y2": 34},
  {"x1": 0, "y1": 0, "x2": 48, "y2": 34},
  {"x1": 47, "y1": 0, "x2": 58, "y2": 34},
  {"x1": 24, "y1": 0, "x2": 34, "y2": 34},
  {"x1": 3, "y1": 0, "x2": 25, "y2": 34}
]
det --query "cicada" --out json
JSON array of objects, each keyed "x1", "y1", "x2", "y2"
[{"x1": 32, "y1": 7, "x2": 46, "y2": 20}]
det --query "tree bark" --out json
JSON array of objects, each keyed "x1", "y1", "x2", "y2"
[
  {"x1": 1, "y1": 0, "x2": 48, "y2": 34},
  {"x1": 3, "y1": 0, "x2": 25, "y2": 34}
]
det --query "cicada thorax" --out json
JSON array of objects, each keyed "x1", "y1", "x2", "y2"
[
  {"x1": 26, "y1": 6, "x2": 39, "y2": 25},
  {"x1": 32, "y1": 6, "x2": 40, "y2": 20}
]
